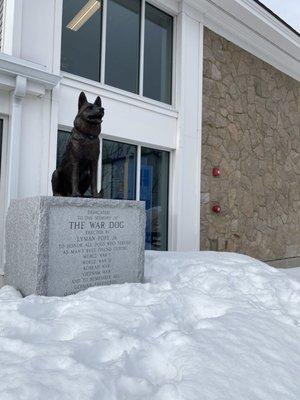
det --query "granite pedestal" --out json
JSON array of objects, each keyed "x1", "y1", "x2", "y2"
[{"x1": 5, "y1": 197, "x2": 145, "y2": 296}]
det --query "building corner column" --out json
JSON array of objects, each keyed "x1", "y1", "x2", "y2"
[
  {"x1": 6, "y1": 75, "x2": 27, "y2": 203},
  {"x1": 170, "y1": 2, "x2": 204, "y2": 251}
]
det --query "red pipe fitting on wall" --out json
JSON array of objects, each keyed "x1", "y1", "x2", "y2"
[
  {"x1": 212, "y1": 204, "x2": 221, "y2": 214},
  {"x1": 212, "y1": 167, "x2": 220, "y2": 177}
]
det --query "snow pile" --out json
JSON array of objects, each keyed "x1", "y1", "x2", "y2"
[
  {"x1": 284, "y1": 267, "x2": 300, "y2": 283},
  {"x1": 0, "y1": 251, "x2": 300, "y2": 400}
]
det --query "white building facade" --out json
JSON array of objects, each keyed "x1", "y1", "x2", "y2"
[{"x1": 0, "y1": 0, "x2": 299, "y2": 277}]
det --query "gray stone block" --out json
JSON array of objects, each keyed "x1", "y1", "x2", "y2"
[{"x1": 5, "y1": 197, "x2": 145, "y2": 296}]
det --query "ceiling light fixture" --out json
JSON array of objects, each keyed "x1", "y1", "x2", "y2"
[{"x1": 67, "y1": 0, "x2": 101, "y2": 32}]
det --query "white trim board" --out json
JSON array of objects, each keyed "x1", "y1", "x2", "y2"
[
  {"x1": 61, "y1": 74, "x2": 178, "y2": 118},
  {"x1": 0, "y1": 52, "x2": 61, "y2": 89}
]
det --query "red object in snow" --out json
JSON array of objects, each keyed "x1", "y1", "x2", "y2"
[
  {"x1": 212, "y1": 167, "x2": 220, "y2": 177},
  {"x1": 212, "y1": 204, "x2": 221, "y2": 214}
]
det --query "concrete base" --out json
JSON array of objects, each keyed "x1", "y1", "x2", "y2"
[{"x1": 5, "y1": 196, "x2": 145, "y2": 296}]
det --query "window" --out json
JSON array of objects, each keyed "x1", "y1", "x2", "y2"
[
  {"x1": 61, "y1": 0, "x2": 102, "y2": 81},
  {"x1": 140, "y1": 147, "x2": 169, "y2": 250},
  {"x1": 57, "y1": 130, "x2": 71, "y2": 167},
  {"x1": 56, "y1": 131, "x2": 169, "y2": 249},
  {"x1": 101, "y1": 139, "x2": 137, "y2": 200},
  {"x1": 143, "y1": 4, "x2": 173, "y2": 104},
  {"x1": 105, "y1": 0, "x2": 141, "y2": 94},
  {"x1": 61, "y1": 0, "x2": 173, "y2": 104}
]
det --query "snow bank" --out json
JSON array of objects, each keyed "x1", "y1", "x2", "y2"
[
  {"x1": 284, "y1": 267, "x2": 300, "y2": 283},
  {"x1": 0, "y1": 251, "x2": 299, "y2": 400}
]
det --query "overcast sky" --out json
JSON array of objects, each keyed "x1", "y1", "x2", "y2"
[{"x1": 259, "y1": 0, "x2": 300, "y2": 33}]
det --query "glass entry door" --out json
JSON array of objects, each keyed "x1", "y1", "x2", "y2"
[
  {"x1": 140, "y1": 147, "x2": 169, "y2": 251},
  {"x1": 101, "y1": 140, "x2": 169, "y2": 250},
  {"x1": 101, "y1": 139, "x2": 137, "y2": 200}
]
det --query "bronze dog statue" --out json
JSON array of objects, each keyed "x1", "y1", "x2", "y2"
[{"x1": 52, "y1": 92, "x2": 104, "y2": 197}]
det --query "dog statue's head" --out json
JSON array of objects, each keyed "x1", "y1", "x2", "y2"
[{"x1": 74, "y1": 92, "x2": 105, "y2": 136}]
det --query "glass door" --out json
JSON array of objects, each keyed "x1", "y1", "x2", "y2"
[
  {"x1": 140, "y1": 147, "x2": 169, "y2": 250},
  {"x1": 101, "y1": 139, "x2": 137, "y2": 200}
]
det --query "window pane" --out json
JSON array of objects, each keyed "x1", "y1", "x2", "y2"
[
  {"x1": 57, "y1": 130, "x2": 71, "y2": 168},
  {"x1": 144, "y1": 4, "x2": 173, "y2": 104},
  {"x1": 102, "y1": 140, "x2": 137, "y2": 200},
  {"x1": 61, "y1": 0, "x2": 102, "y2": 81},
  {"x1": 140, "y1": 147, "x2": 169, "y2": 250},
  {"x1": 105, "y1": 0, "x2": 140, "y2": 93}
]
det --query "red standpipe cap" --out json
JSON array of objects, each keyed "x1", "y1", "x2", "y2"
[
  {"x1": 212, "y1": 205, "x2": 221, "y2": 213},
  {"x1": 212, "y1": 167, "x2": 220, "y2": 177}
]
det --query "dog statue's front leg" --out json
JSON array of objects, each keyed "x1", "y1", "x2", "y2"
[{"x1": 71, "y1": 161, "x2": 81, "y2": 197}]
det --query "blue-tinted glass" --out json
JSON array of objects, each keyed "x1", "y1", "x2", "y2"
[
  {"x1": 57, "y1": 130, "x2": 71, "y2": 167},
  {"x1": 140, "y1": 147, "x2": 169, "y2": 250},
  {"x1": 101, "y1": 139, "x2": 137, "y2": 200},
  {"x1": 144, "y1": 4, "x2": 173, "y2": 104},
  {"x1": 105, "y1": 0, "x2": 140, "y2": 93},
  {"x1": 61, "y1": 0, "x2": 102, "y2": 81}
]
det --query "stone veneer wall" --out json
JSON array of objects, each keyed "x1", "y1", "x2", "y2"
[{"x1": 200, "y1": 28, "x2": 300, "y2": 263}]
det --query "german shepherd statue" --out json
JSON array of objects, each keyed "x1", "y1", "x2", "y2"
[{"x1": 52, "y1": 92, "x2": 104, "y2": 197}]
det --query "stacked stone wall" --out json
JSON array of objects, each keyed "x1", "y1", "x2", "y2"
[{"x1": 201, "y1": 28, "x2": 300, "y2": 263}]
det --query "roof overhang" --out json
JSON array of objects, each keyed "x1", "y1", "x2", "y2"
[
  {"x1": 185, "y1": 0, "x2": 300, "y2": 81},
  {"x1": 0, "y1": 52, "x2": 61, "y2": 96}
]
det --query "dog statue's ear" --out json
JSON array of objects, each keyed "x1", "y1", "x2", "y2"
[
  {"x1": 94, "y1": 96, "x2": 102, "y2": 108},
  {"x1": 78, "y1": 92, "x2": 87, "y2": 110}
]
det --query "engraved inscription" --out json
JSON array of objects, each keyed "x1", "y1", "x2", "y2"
[{"x1": 47, "y1": 205, "x2": 140, "y2": 296}]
